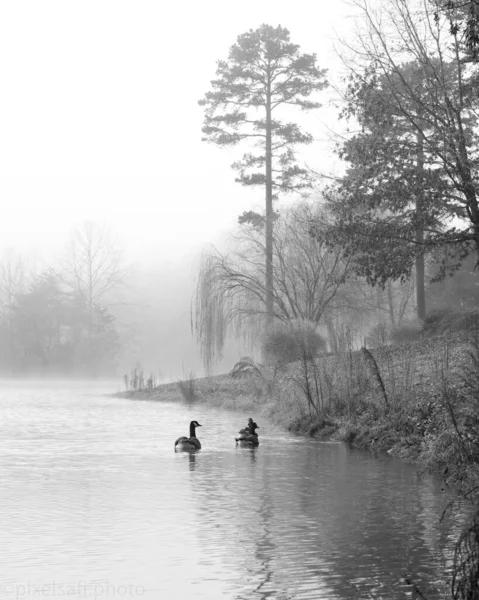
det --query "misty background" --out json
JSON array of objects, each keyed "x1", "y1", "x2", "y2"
[
  {"x1": 1, "y1": 1, "x2": 475, "y2": 382},
  {"x1": 0, "y1": 1, "x2": 354, "y2": 381}
]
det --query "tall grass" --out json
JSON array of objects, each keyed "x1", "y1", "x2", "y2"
[
  {"x1": 123, "y1": 365, "x2": 158, "y2": 392},
  {"x1": 271, "y1": 334, "x2": 471, "y2": 452}
]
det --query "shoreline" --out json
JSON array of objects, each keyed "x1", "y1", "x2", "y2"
[{"x1": 114, "y1": 332, "x2": 479, "y2": 494}]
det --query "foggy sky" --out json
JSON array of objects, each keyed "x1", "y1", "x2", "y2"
[{"x1": 0, "y1": 1, "x2": 356, "y2": 379}]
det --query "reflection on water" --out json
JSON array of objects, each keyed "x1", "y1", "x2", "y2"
[{"x1": 0, "y1": 381, "x2": 465, "y2": 599}]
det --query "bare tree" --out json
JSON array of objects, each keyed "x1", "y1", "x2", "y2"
[
  {"x1": 62, "y1": 221, "x2": 130, "y2": 342},
  {"x1": 194, "y1": 202, "x2": 354, "y2": 372}
]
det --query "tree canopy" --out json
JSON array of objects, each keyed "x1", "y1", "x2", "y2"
[{"x1": 324, "y1": 0, "x2": 479, "y2": 301}]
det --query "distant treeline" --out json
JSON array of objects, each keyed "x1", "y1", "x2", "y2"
[
  {"x1": 0, "y1": 269, "x2": 120, "y2": 377},
  {"x1": 0, "y1": 222, "x2": 129, "y2": 377}
]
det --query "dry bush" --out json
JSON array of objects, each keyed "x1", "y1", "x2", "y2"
[
  {"x1": 390, "y1": 320, "x2": 422, "y2": 344},
  {"x1": 422, "y1": 310, "x2": 479, "y2": 338},
  {"x1": 177, "y1": 370, "x2": 197, "y2": 401},
  {"x1": 230, "y1": 356, "x2": 264, "y2": 379},
  {"x1": 365, "y1": 322, "x2": 390, "y2": 348}
]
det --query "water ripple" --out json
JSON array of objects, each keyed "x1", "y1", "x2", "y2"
[{"x1": 0, "y1": 381, "x2": 466, "y2": 599}]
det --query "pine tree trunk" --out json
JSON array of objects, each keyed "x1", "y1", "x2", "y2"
[{"x1": 265, "y1": 72, "x2": 274, "y2": 329}]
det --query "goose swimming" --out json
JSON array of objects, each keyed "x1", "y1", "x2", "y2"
[
  {"x1": 235, "y1": 418, "x2": 259, "y2": 446},
  {"x1": 175, "y1": 420, "x2": 202, "y2": 451}
]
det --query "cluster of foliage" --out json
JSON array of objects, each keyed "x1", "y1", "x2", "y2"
[
  {"x1": 389, "y1": 320, "x2": 423, "y2": 344},
  {"x1": 262, "y1": 319, "x2": 326, "y2": 365}
]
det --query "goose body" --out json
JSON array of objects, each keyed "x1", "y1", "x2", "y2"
[
  {"x1": 236, "y1": 418, "x2": 259, "y2": 446},
  {"x1": 175, "y1": 420, "x2": 202, "y2": 451}
]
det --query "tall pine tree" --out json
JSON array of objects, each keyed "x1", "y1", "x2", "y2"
[{"x1": 199, "y1": 24, "x2": 327, "y2": 327}]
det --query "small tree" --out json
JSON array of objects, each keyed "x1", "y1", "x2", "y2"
[
  {"x1": 199, "y1": 24, "x2": 327, "y2": 325},
  {"x1": 62, "y1": 222, "x2": 129, "y2": 322}
]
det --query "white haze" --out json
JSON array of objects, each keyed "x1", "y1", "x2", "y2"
[{"x1": 0, "y1": 1, "x2": 356, "y2": 380}]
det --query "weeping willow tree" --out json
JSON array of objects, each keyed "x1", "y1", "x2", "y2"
[
  {"x1": 194, "y1": 202, "x2": 355, "y2": 373},
  {"x1": 195, "y1": 245, "x2": 264, "y2": 374}
]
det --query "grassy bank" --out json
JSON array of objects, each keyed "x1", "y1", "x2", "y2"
[{"x1": 116, "y1": 331, "x2": 479, "y2": 493}]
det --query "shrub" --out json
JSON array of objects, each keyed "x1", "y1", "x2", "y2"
[
  {"x1": 422, "y1": 309, "x2": 479, "y2": 337},
  {"x1": 262, "y1": 320, "x2": 326, "y2": 366},
  {"x1": 365, "y1": 322, "x2": 390, "y2": 347},
  {"x1": 390, "y1": 320, "x2": 422, "y2": 344}
]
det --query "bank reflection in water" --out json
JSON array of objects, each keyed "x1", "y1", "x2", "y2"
[{"x1": 189, "y1": 438, "x2": 464, "y2": 600}]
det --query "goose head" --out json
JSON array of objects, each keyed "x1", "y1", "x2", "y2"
[{"x1": 189, "y1": 420, "x2": 202, "y2": 437}]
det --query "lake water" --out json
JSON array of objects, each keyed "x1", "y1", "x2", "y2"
[{"x1": 0, "y1": 381, "x2": 466, "y2": 599}]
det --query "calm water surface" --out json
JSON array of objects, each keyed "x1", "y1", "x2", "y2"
[{"x1": 0, "y1": 381, "x2": 466, "y2": 599}]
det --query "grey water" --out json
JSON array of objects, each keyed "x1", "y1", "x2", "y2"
[{"x1": 0, "y1": 381, "x2": 466, "y2": 600}]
